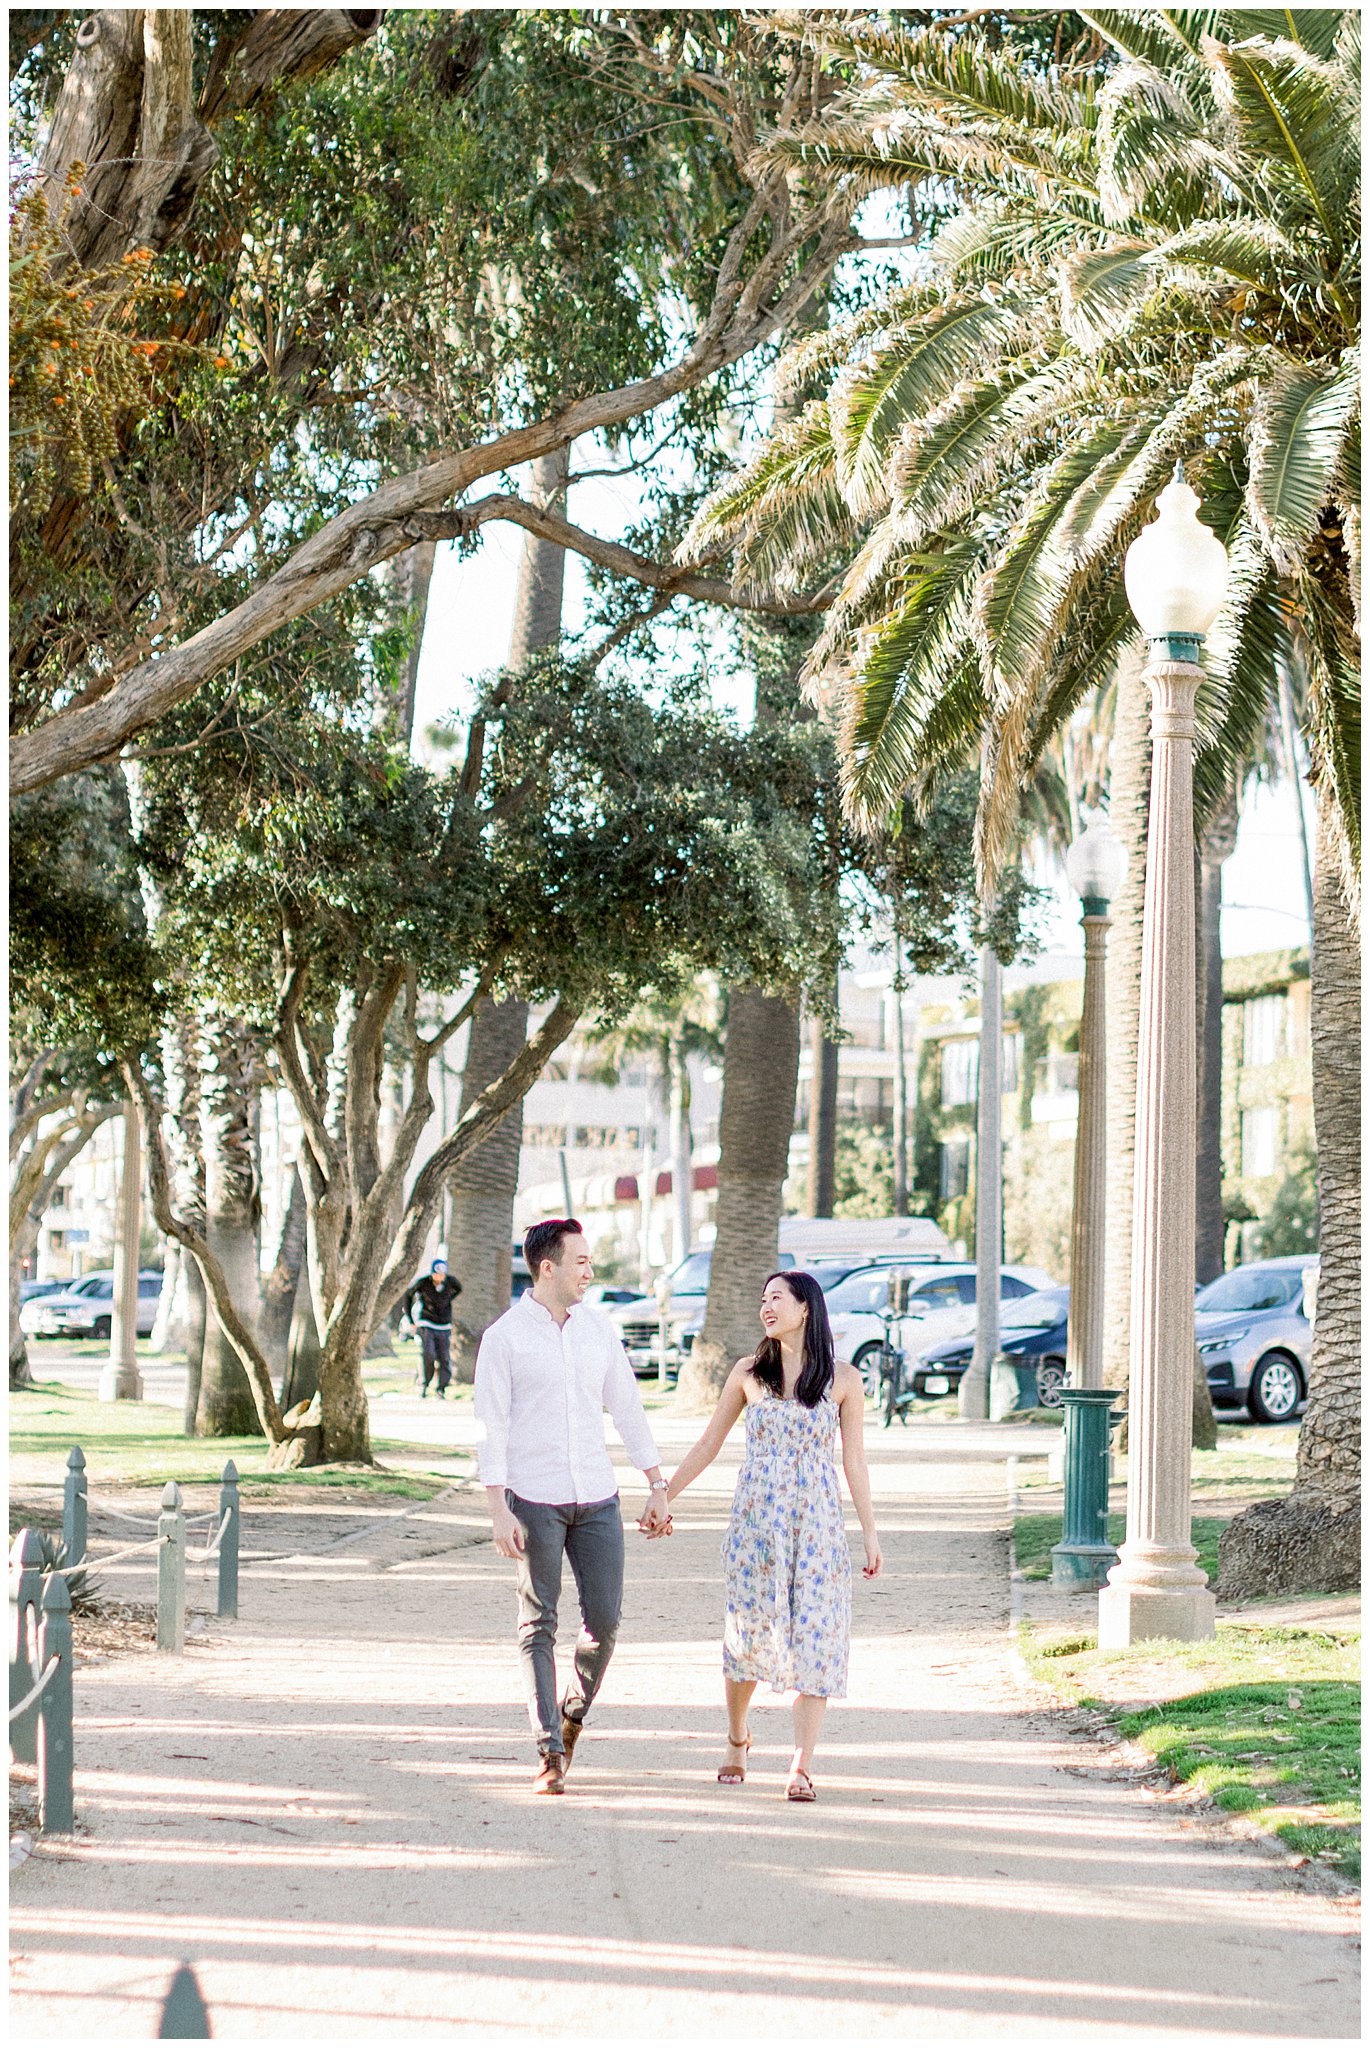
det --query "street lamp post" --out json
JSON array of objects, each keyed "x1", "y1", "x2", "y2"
[
  {"x1": 1052, "y1": 818, "x2": 1126, "y2": 1586},
  {"x1": 1098, "y1": 466, "x2": 1227, "y2": 1647}
]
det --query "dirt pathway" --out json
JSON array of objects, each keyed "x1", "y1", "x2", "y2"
[{"x1": 9, "y1": 1430, "x2": 1359, "y2": 2043}]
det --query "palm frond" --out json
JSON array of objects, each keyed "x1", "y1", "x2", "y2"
[
  {"x1": 888, "y1": 348, "x2": 1068, "y2": 540},
  {"x1": 930, "y1": 202, "x2": 1083, "y2": 285},
  {"x1": 1247, "y1": 353, "x2": 1361, "y2": 575},
  {"x1": 1195, "y1": 516, "x2": 1294, "y2": 819},
  {"x1": 799, "y1": 15, "x2": 1096, "y2": 140},
  {"x1": 682, "y1": 400, "x2": 852, "y2": 594},
  {"x1": 1205, "y1": 35, "x2": 1359, "y2": 249},
  {"x1": 1081, "y1": 10, "x2": 1226, "y2": 71},
  {"x1": 839, "y1": 539, "x2": 984, "y2": 825},
  {"x1": 1060, "y1": 242, "x2": 1155, "y2": 350},
  {"x1": 1053, "y1": 351, "x2": 1258, "y2": 569},
  {"x1": 976, "y1": 570, "x2": 1137, "y2": 886},
  {"x1": 830, "y1": 297, "x2": 1033, "y2": 515},
  {"x1": 1096, "y1": 57, "x2": 1222, "y2": 223},
  {"x1": 1224, "y1": 11, "x2": 1346, "y2": 60}
]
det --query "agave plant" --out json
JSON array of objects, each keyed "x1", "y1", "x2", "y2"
[
  {"x1": 687, "y1": 6, "x2": 1359, "y2": 908},
  {"x1": 33, "y1": 1529, "x2": 101, "y2": 1616}
]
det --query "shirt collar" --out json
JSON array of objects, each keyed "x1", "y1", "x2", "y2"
[{"x1": 521, "y1": 1291, "x2": 578, "y2": 1330}]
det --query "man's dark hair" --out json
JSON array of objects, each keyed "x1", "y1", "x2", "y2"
[{"x1": 523, "y1": 1217, "x2": 585, "y2": 1278}]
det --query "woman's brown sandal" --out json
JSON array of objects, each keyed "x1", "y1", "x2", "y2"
[
  {"x1": 786, "y1": 1767, "x2": 816, "y2": 1803},
  {"x1": 717, "y1": 1731, "x2": 752, "y2": 1784}
]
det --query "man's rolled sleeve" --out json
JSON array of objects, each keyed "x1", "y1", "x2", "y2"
[
  {"x1": 473, "y1": 1325, "x2": 512, "y2": 1488},
  {"x1": 603, "y1": 1335, "x2": 661, "y2": 1474}
]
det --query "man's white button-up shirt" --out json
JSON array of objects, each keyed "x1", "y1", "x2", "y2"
[{"x1": 474, "y1": 1292, "x2": 661, "y2": 1505}]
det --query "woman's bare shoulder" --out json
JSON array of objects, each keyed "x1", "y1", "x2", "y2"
[{"x1": 833, "y1": 1361, "x2": 866, "y2": 1400}]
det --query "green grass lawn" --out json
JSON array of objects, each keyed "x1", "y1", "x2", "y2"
[
  {"x1": 1013, "y1": 1511, "x2": 1227, "y2": 1585},
  {"x1": 9, "y1": 1378, "x2": 459, "y2": 1502},
  {"x1": 1018, "y1": 1620, "x2": 1360, "y2": 1880}
]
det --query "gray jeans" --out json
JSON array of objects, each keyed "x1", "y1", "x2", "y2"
[{"x1": 507, "y1": 1491, "x2": 624, "y2": 1756}]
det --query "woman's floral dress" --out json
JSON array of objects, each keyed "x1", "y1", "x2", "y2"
[{"x1": 722, "y1": 1391, "x2": 852, "y2": 1698}]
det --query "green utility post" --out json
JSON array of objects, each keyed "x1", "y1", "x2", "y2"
[
  {"x1": 63, "y1": 1446, "x2": 88, "y2": 1567},
  {"x1": 1051, "y1": 1388, "x2": 1121, "y2": 1586},
  {"x1": 217, "y1": 1460, "x2": 240, "y2": 1621},
  {"x1": 37, "y1": 1573, "x2": 74, "y2": 1834}
]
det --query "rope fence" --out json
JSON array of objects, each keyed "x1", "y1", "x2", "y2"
[
  {"x1": 7, "y1": 1654, "x2": 59, "y2": 1724},
  {"x1": 11, "y1": 1448, "x2": 242, "y2": 1837}
]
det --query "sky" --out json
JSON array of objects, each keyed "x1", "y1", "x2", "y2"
[{"x1": 412, "y1": 458, "x2": 1316, "y2": 970}]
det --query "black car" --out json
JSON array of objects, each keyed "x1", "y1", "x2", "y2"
[{"x1": 911, "y1": 1285, "x2": 1071, "y2": 1407}]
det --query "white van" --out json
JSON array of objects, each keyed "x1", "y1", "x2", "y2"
[{"x1": 778, "y1": 1216, "x2": 950, "y2": 1263}]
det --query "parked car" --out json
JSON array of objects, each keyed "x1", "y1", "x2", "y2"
[
  {"x1": 833, "y1": 1261, "x2": 1056, "y2": 1393},
  {"x1": 613, "y1": 1249, "x2": 895, "y2": 1380},
  {"x1": 18, "y1": 1278, "x2": 65, "y2": 1306},
  {"x1": 909, "y1": 1285, "x2": 1071, "y2": 1406},
  {"x1": 21, "y1": 1269, "x2": 163, "y2": 1341},
  {"x1": 1196, "y1": 1255, "x2": 1315, "y2": 1424}
]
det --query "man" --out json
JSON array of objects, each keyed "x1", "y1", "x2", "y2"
[
  {"x1": 475, "y1": 1217, "x2": 670, "y2": 1794},
  {"x1": 404, "y1": 1256, "x2": 462, "y2": 1398}
]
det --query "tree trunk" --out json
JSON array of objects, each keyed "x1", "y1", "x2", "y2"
[
  {"x1": 1218, "y1": 778, "x2": 1360, "y2": 1596},
  {"x1": 447, "y1": 995, "x2": 531, "y2": 1381},
  {"x1": 259, "y1": 1163, "x2": 307, "y2": 1372},
  {"x1": 40, "y1": 7, "x2": 383, "y2": 270},
  {"x1": 958, "y1": 940, "x2": 1002, "y2": 1420},
  {"x1": 891, "y1": 939, "x2": 909, "y2": 1218},
  {"x1": 1195, "y1": 783, "x2": 1238, "y2": 1286},
  {"x1": 447, "y1": 448, "x2": 568, "y2": 1379},
  {"x1": 669, "y1": 1035, "x2": 694, "y2": 1261},
  {"x1": 677, "y1": 989, "x2": 802, "y2": 1406},
  {"x1": 195, "y1": 1015, "x2": 264, "y2": 1436},
  {"x1": 10, "y1": 1253, "x2": 33, "y2": 1391},
  {"x1": 805, "y1": 981, "x2": 839, "y2": 1219},
  {"x1": 281, "y1": 1281, "x2": 322, "y2": 1415},
  {"x1": 156, "y1": 1012, "x2": 208, "y2": 1425},
  {"x1": 1101, "y1": 646, "x2": 1150, "y2": 1398}
]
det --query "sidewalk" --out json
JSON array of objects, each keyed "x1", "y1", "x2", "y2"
[{"x1": 9, "y1": 1425, "x2": 1360, "y2": 2043}]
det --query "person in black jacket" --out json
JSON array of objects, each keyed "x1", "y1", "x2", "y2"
[{"x1": 404, "y1": 1257, "x2": 462, "y2": 1397}]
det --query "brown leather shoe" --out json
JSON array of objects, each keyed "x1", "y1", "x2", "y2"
[
  {"x1": 534, "y1": 1752, "x2": 566, "y2": 1795},
  {"x1": 560, "y1": 1714, "x2": 584, "y2": 1772}
]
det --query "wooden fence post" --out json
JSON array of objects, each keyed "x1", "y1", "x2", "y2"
[
  {"x1": 218, "y1": 1461, "x2": 239, "y2": 1621},
  {"x1": 37, "y1": 1574, "x2": 73, "y2": 1833},
  {"x1": 157, "y1": 1483, "x2": 186, "y2": 1654},
  {"x1": 8, "y1": 1529, "x2": 45, "y2": 1766},
  {"x1": 63, "y1": 1445, "x2": 88, "y2": 1567}
]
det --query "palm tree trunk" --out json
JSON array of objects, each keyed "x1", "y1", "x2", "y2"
[
  {"x1": 1218, "y1": 778, "x2": 1360, "y2": 1595},
  {"x1": 1101, "y1": 648, "x2": 1150, "y2": 1398},
  {"x1": 669, "y1": 1035, "x2": 693, "y2": 1261},
  {"x1": 677, "y1": 989, "x2": 802, "y2": 1406},
  {"x1": 1195, "y1": 783, "x2": 1238, "y2": 1285},
  {"x1": 447, "y1": 449, "x2": 568, "y2": 1380},
  {"x1": 891, "y1": 936, "x2": 909, "y2": 1217},
  {"x1": 805, "y1": 977, "x2": 839, "y2": 1218},
  {"x1": 194, "y1": 1015, "x2": 264, "y2": 1436}
]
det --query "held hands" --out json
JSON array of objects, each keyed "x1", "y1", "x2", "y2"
[
  {"x1": 638, "y1": 1484, "x2": 674, "y2": 1539},
  {"x1": 862, "y1": 1531, "x2": 883, "y2": 1579}
]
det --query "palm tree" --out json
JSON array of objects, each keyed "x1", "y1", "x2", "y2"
[{"x1": 688, "y1": 9, "x2": 1358, "y2": 1580}]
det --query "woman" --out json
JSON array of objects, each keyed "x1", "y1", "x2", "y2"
[{"x1": 663, "y1": 1270, "x2": 882, "y2": 1802}]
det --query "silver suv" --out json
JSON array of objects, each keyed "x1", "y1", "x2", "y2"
[{"x1": 1196, "y1": 1255, "x2": 1316, "y2": 1423}]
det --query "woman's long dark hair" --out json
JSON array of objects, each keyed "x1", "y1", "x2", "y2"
[{"x1": 749, "y1": 1270, "x2": 836, "y2": 1408}]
